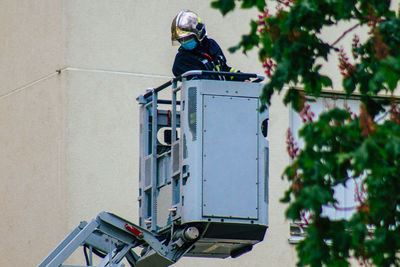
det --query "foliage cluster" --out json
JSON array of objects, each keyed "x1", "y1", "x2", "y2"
[{"x1": 212, "y1": 0, "x2": 400, "y2": 266}]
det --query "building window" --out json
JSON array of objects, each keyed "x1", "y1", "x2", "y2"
[{"x1": 288, "y1": 93, "x2": 387, "y2": 244}]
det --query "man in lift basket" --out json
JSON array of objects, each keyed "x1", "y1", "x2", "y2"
[{"x1": 171, "y1": 9, "x2": 247, "y2": 81}]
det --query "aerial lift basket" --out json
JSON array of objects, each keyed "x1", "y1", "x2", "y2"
[{"x1": 38, "y1": 70, "x2": 269, "y2": 267}]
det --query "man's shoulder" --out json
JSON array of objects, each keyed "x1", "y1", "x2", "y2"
[
  {"x1": 206, "y1": 38, "x2": 218, "y2": 45},
  {"x1": 201, "y1": 38, "x2": 220, "y2": 49},
  {"x1": 201, "y1": 38, "x2": 222, "y2": 55}
]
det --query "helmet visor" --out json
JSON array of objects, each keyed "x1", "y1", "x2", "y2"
[
  {"x1": 171, "y1": 10, "x2": 204, "y2": 45},
  {"x1": 171, "y1": 24, "x2": 194, "y2": 45},
  {"x1": 177, "y1": 34, "x2": 196, "y2": 44}
]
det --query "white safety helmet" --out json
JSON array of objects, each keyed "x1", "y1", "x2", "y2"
[{"x1": 171, "y1": 9, "x2": 207, "y2": 45}]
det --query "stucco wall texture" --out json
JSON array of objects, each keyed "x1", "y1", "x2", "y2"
[{"x1": 1, "y1": 0, "x2": 376, "y2": 266}]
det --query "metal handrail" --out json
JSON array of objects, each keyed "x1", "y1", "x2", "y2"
[
  {"x1": 180, "y1": 70, "x2": 265, "y2": 81},
  {"x1": 138, "y1": 70, "x2": 265, "y2": 101}
]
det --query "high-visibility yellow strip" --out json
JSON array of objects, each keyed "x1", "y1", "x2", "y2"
[{"x1": 202, "y1": 244, "x2": 220, "y2": 253}]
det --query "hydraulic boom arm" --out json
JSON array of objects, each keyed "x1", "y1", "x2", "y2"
[{"x1": 39, "y1": 211, "x2": 198, "y2": 267}]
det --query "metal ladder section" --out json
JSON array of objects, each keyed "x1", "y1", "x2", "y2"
[{"x1": 38, "y1": 212, "x2": 198, "y2": 267}]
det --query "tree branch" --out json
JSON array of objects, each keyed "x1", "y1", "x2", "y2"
[
  {"x1": 325, "y1": 204, "x2": 357, "y2": 211},
  {"x1": 331, "y1": 23, "x2": 361, "y2": 47}
]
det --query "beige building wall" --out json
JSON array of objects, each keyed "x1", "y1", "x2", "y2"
[
  {"x1": 3, "y1": 0, "x2": 381, "y2": 266},
  {"x1": 0, "y1": 1, "x2": 67, "y2": 267}
]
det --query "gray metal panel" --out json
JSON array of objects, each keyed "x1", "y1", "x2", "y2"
[
  {"x1": 157, "y1": 183, "x2": 172, "y2": 228},
  {"x1": 145, "y1": 157, "x2": 151, "y2": 187},
  {"x1": 202, "y1": 95, "x2": 259, "y2": 219},
  {"x1": 157, "y1": 154, "x2": 171, "y2": 186},
  {"x1": 135, "y1": 250, "x2": 174, "y2": 267},
  {"x1": 188, "y1": 86, "x2": 198, "y2": 141},
  {"x1": 182, "y1": 79, "x2": 262, "y2": 99},
  {"x1": 172, "y1": 142, "x2": 180, "y2": 174},
  {"x1": 264, "y1": 147, "x2": 269, "y2": 204}
]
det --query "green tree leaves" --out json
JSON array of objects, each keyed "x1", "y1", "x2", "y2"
[
  {"x1": 211, "y1": 0, "x2": 266, "y2": 15},
  {"x1": 211, "y1": 0, "x2": 236, "y2": 15},
  {"x1": 213, "y1": 0, "x2": 400, "y2": 265}
]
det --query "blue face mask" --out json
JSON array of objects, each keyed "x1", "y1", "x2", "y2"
[{"x1": 181, "y1": 39, "x2": 198, "y2": 50}]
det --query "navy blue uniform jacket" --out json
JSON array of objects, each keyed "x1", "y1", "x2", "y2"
[{"x1": 172, "y1": 37, "x2": 238, "y2": 79}]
